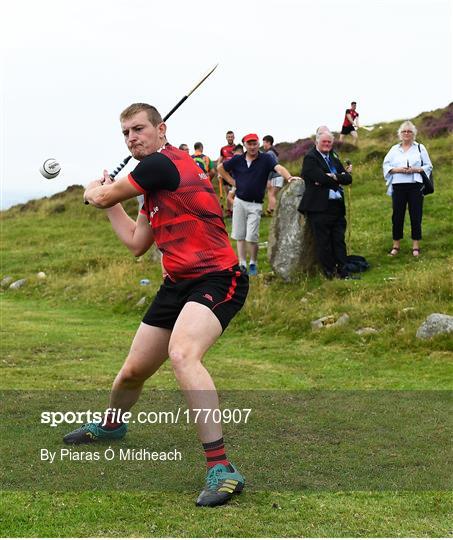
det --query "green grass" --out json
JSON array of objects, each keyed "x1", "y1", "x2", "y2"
[
  {"x1": 1, "y1": 105, "x2": 452, "y2": 537},
  {"x1": 1, "y1": 299, "x2": 452, "y2": 391},
  {"x1": 1, "y1": 491, "x2": 451, "y2": 537}
]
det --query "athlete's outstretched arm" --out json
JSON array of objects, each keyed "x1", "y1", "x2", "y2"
[
  {"x1": 84, "y1": 171, "x2": 154, "y2": 256},
  {"x1": 106, "y1": 206, "x2": 154, "y2": 257}
]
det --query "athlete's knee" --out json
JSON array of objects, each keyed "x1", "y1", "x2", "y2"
[
  {"x1": 168, "y1": 345, "x2": 199, "y2": 376},
  {"x1": 116, "y1": 362, "x2": 148, "y2": 387}
]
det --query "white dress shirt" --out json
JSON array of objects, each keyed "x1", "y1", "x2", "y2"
[{"x1": 383, "y1": 142, "x2": 433, "y2": 196}]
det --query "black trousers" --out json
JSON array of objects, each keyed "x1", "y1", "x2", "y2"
[
  {"x1": 392, "y1": 183, "x2": 424, "y2": 240},
  {"x1": 308, "y1": 201, "x2": 348, "y2": 277}
]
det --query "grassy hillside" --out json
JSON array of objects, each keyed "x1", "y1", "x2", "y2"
[
  {"x1": 1, "y1": 105, "x2": 452, "y2": 537},
  {"x1": 2, "y1": 105, "x2": 452, "y2": 350}
]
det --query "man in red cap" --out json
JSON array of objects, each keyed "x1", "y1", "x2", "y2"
[{"x1": 218, "y1": 133, "x2": 295, "y2": 275}]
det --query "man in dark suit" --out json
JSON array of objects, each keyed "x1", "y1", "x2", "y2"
[{"x1": 298, "y1": 129, "x2": 352, "y2": 279}]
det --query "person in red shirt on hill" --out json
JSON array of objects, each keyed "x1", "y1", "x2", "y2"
[
  {"x1": 66, "y1": 103, "x2": 249, "y2": 508},
  {"x1": 339, "y1": 101, "x2": 360, "y2": 144}
]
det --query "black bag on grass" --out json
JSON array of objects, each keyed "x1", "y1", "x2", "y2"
[{"x1": 345, "y1": 255, "x2": 370, "y2": 273}]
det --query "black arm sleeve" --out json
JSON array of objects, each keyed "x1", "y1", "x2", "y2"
[{"x1": 129, "y1": 152, "x2": 180, "y2": 192}]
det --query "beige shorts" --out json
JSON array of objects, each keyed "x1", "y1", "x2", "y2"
[
  {"x1": 269, "y1": 176, "x2": 284, "y2": 188},
  {"x1": 231, "y1": 197, "x2": 262, "y2": 243}
]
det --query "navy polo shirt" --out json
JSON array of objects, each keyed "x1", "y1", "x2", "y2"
[{"x1": 223, "y1": 152, "x2": 278, "y2": 203}]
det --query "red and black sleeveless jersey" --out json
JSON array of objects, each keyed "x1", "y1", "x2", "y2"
[{"x1": 128, "y1": 144, "x2": 238, "y2": 281}]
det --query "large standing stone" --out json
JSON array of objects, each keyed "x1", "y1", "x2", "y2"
[
  {"x1": 416, "y1": 313, "x2": 453, "y2": 339},
  {"x1": 267, "y1": 178, "x2": 318, "y2": 281}
]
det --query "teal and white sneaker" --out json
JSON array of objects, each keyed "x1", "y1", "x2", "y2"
[
  {"x1": 196, "y1": 463, "x2": 244, "y2": 507},
  {"x1": 63, "y1": 422, "x2": 127, "y2": 444}
]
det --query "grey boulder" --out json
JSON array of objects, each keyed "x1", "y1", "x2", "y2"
[{"x1": 416, "y1": 313, "x2": 453, "y2": 339}]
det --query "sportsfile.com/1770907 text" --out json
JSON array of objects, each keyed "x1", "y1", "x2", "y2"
[{"x1": 40, "y1": 408, "x2": 252, "y2": 427}]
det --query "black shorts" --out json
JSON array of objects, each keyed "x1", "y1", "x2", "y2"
[
  {"x1": 142, "y1": 266, "x2": 249, "y2": 332},
  {"x1": 341, "y1": 125, "x2": 356, "y2": 135}
]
